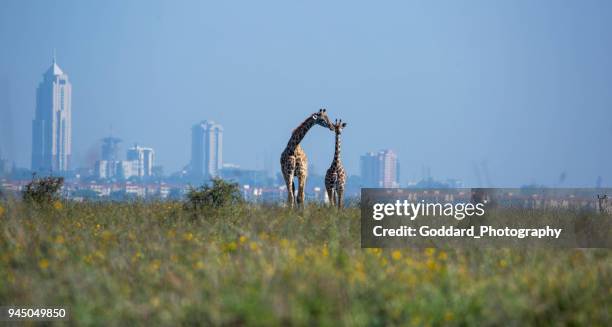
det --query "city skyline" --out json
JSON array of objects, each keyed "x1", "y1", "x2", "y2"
[{"x1": 1, "y1": 1, "x2": 612, "y2": 187}]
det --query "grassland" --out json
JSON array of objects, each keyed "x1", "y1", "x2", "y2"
[{"x1": 0, "y1": 201, "x2": 610, "y2": 326}]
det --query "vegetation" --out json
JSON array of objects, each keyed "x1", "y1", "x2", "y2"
[
  {"x1": 185, "y1": 178, "x2": 243, "y2": 211},
  {"x1": 0, "y1": 200, "x2": 609, "y2": 326},
  {"x1": 22, "y1": 174, "x2": 64, "y2": 205}
]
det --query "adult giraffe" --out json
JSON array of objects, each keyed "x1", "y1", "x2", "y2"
[{"x1": 280, "y1": 108, "x2": 334, "y2": 208}]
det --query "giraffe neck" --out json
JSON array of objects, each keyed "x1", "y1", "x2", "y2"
[
  {"x1": 332, "y1": 132, "x2": 342, "y2": 166},
  {"x1": 286, "y1": 117, "x2": 315, "y2": 151}
]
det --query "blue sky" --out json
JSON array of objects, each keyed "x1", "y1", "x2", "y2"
[{"x1": 1, "y1": 0, "x2": 611, "y2": 186}]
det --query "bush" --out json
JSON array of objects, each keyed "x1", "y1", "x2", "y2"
[
  {"x1": 185, "y1": 177, "x2": 242, "y2": 210},
  {"x1": 22, "y1": 174, "x2": 64, "y2": 205}
]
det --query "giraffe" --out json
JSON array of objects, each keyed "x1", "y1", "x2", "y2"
[
  {"x1": 325, "y1": 119, "x2": 347, "y2": 208},
  {"x1": 280, "y1": 109, "x2": 334, "y2": 208}
]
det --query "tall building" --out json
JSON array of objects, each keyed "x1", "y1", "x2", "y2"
[
  {"x1": 101, "y1": 137, "x2": 121, "y2": 161},
  {"x1": 191, "y1": 121, "x2": 223, "y2": 179},
  {"x1": 126, "y1": 144, "x2": 154, "y2": 177},
  {"x1": 31, "y1": 55, "x2": 72, "y2": 173},
  {"x1": 360, "y1": 149, "x2": 400, "y2": 188}
]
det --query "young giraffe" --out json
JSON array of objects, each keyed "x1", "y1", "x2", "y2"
[
  {"x1": 325, "y1": 119, "x2": 347, "y2": 208},
  {"x1": 280, "y1": 109, "x2": 334, "y2": 208}
]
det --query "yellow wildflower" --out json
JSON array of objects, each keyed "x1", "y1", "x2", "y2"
[
  {"x1": 194, "y1": 261, "x2": 205, "y2": 270},
  {"x1": 321, "y1": 245, "x2": 329, "y2": 257},
  {"x1": 0, "y1": 206, "x2": 5, "y2": 217},
  {"x1": 225, "y1": 242, "x2": 237, "y2": 252},
  {"x1": 426, "y1": 258, "x2": 438, "y2": 271},
  {"x1": 38, "y1": 258, "x2": 49, "y2": 270},
  {"x1": 53, "y1": 201, "x2": 63, "y2": 210},
  {"x1": 249, "y1": 242, "x2": 258, "y2": 251},
  {"x1": 132, "y1": 251, "x2": 144, "y2": 263},
  {"x1": 391, "y1": 250, "x2": 402, "y2": 261},
  {"x1": 183, "y1": 232, "x2": 194, "y2": 241},
  {"x1": 280, "y1": 238, "x2": 290, "y2": 248},
  {"x1": 367, "y1": 248, "x2": 382, "y2": 256},
  {"x1": 239, "y1": 235, "x2": 248, "y2": 244},
  {"x1": 54, "y1": 235, "x2": 65, "y2": 244},
  {"x1": 438, "y1": 251, "x2": 448, "y2": 261}
]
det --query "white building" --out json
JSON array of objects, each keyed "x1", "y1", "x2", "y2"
[
  {"x1": 31, "y1": 55, "x2": 72, "y2": 172},
  {"x1": 126, "y1": 145, "x2": 154, "y2": 177},
  {"x1": 360, "y1": 149, "x2": 400, "y2": 188},
  {"x1": 114, "y1": 160, "x2": 137, "y2": 179},
  {"x1": 191, "y1": 121, "x2": 223, "y2": 179}
]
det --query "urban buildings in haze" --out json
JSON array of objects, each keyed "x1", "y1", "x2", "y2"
[
  {"x1": 31, "y1": 55, "x2": 72, "y2": 172},
  {"x1": 360, "y1": 149, "x2": 400, "y2": 188},
  {"x1": 191, "y1": 121, "x2": 223, "y2": 179},
  {"x1": 127, "y1": 144, "x2": 154, "y2": 178},
  {"x1": 94, "y1": 140, "x2": 154, "y2": 180},
  {"x1": 101, "y1": 137, "x2": 121, "y2": 161}
]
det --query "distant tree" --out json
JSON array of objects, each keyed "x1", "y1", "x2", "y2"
[
  {"x1": 23, "y1": 174, "x2": 64, "y2": 205},
  {"x1": 185, "y1": 178, "x2": 242, "y2": 210}
]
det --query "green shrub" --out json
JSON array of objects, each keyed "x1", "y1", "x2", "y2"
[
  {"x1": 22, "y1": 174, "x2": 64, "y2": 205},
  {"x1": 185, "y1": 177, "x2": 242, "y2": 210}
]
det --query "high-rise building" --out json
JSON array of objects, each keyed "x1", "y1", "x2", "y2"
[
  {"x1": 191, "y1": 121, "x2": 223, "y2": 179},
  {"x1": 360, "y1": 152, "x2": 378, "y2": 188},
  {"x1": 126, "y1": 145, "x2": 154, "y2": 177},
  {"x1": 31, "y1": 55, "x2": 72, "y2": 172},
  {"x1": 101, "y1": 137, "x2": 121, "y2": 161},
  {"x1": 360, "y1": 149, "x2": 400, "y2": 188}
]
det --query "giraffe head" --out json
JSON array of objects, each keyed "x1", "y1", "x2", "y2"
[
  {"x1": 332, "y1": 118, "x2": 347, "y2": 135},
  {"x1": 311, "y1": 108, "x2": 334, "y2": 131}
]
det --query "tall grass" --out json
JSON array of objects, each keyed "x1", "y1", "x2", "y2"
[{"x1": 0, "y1": 200, "x2": 609, "y2": 326}]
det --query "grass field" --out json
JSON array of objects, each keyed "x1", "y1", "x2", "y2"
[{"x1": 0, "y1": 201, "x2": 610, "y2": 326}]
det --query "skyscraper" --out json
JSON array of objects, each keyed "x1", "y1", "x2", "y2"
[
  {"x1": 31, "y1": 55, "x2": 72, "y2": 173},
  {"x1": 126, "y1": 144, "x2": 154, "y2": 177},
  {"x1": 191, "y1": 121, "x2": 223, "y2": 179},
  {"x1": 101, "y1": 137, "x2": 121, "y2": 161},
  {"x1": 360, "y1": 149, "x2": 400, "y2": 188}
]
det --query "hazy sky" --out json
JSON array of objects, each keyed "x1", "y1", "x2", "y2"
[{"x1": 1, "y1": 0, "x2": 611, "y2": 187}]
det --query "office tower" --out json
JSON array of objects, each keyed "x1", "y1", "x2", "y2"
[
  {"x1": 191, "y1": 121, "x2": 223, "y2": 179},
  {"x1": 360, "y1": 149, "x2": 400, "y2": 188},
  {"x1": 101, "y1": 137, "x2": 121, "y2": 161},
  {"x1": 31, "y1": 55, "x2": 72, "y2": 172},
  {"x1": 379, "y1": 149, "x2": 399, "y2": 188},
  {"x1": 126, "y1": 145, "x2": 154, "y2": 177},
  {"x1": 360, "y1": 152, "x2": 378, "y2": 188}
]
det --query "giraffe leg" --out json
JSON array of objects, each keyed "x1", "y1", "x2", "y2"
[
  {"x1": 297, "y1": 175, "x2": 306, "y2": 209},
  {"x1": 283, "y1": 171, "x2": 295, "y2": 208},
  {"x1": 282, "y1": 156, "x2": 297, "y2": 208},
  {"x1": 326, "y1": 187, "x2": 334, "y2": 207},
  {"x1": 337, "y1": 187, "x2": 345, "y2": 209}
]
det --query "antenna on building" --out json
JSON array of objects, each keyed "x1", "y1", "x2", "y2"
[{"x1": 53, "y1": 48, "x2": 57, "y2": 64}]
